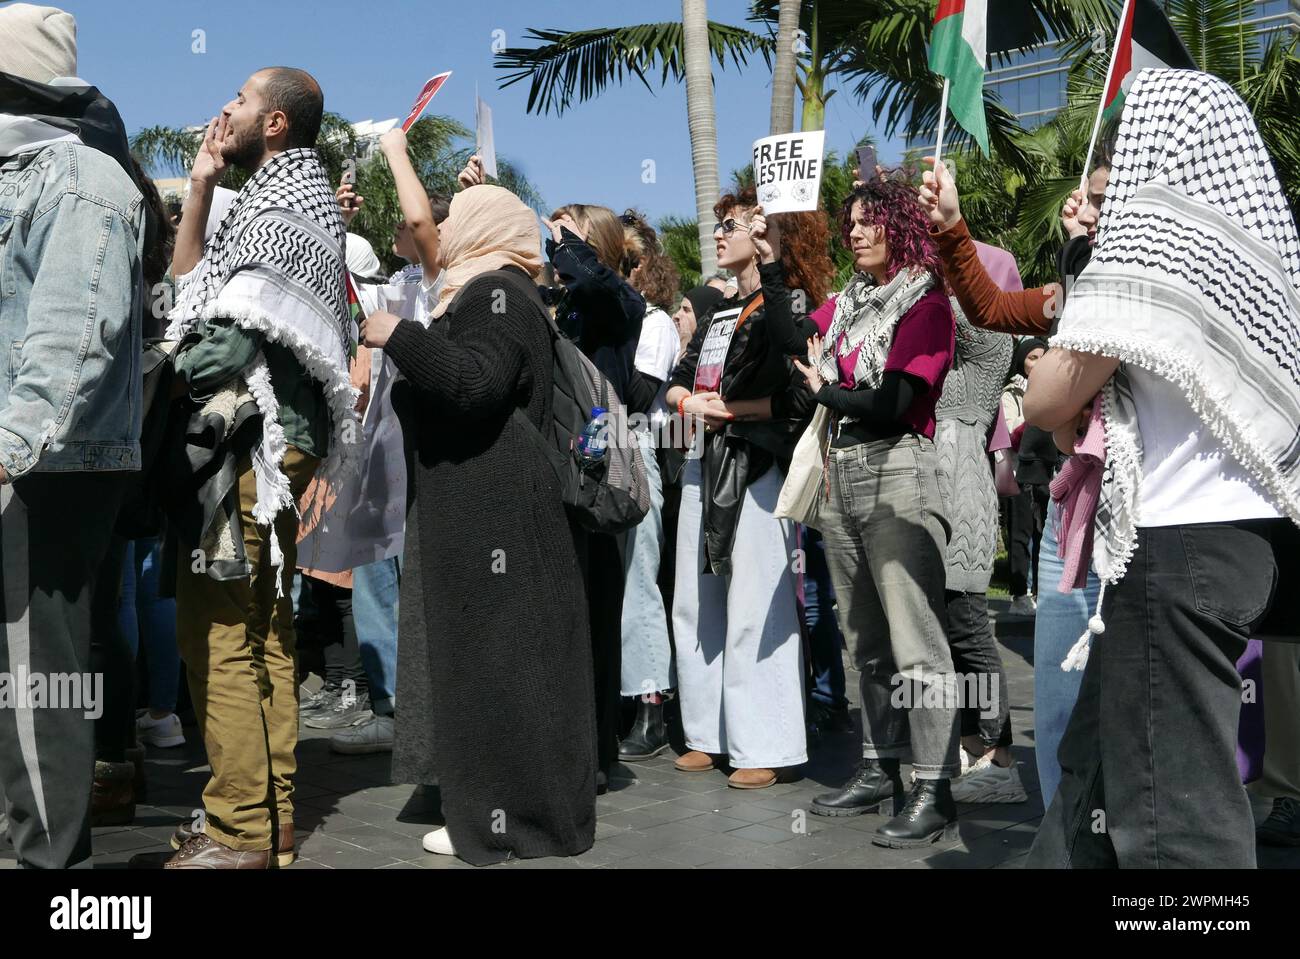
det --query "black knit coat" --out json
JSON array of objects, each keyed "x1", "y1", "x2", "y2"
[{"x1": 384, "y1": 267, "x2": 596, "y2": 865}]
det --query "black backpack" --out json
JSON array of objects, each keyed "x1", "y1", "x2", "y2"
[{"x1": 491, "y1": 270, "x2": 651, "y2": 535}]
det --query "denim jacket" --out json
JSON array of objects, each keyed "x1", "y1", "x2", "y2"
[{"x1": 0, "y1": 142, "x2": 145, "y2": 477}]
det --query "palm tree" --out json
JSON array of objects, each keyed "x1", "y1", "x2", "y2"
[
  {"x1": 495, "y1": 7, "x2": 768, "y2": 278},
  {"x1": 683, "y1": 0, "x2": 723, "y2": 277},
  {"x1": 769, "y1": 0, "x2": 801, "y2": 134},
  {"x1": 495, "y1": 0, "x2": 1109, "y2": 275}
]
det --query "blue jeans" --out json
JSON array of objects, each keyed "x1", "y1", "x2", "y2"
[
  {"x1": 621, "y1": 430, "x2": 674, "y2": 695},
  {"x1": 1032, "y1": 509, "x2": 1099, "y2": 805},
  {"x1": 118, "y1": 538, "x2": 181, "y2": 714},
  {"x1": 802, "y1": 526, "x2": 847, "y2": 709},
  {"x1": 353, "y1": 556, "x2": 400, "y2": 716}
]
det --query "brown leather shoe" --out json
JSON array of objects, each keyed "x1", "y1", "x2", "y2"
[
  {"x1": 728, "y1": 767, "x2": 778, "y2": 789},
  {"x1": 674, "y1": 750, "x2": 717, "y2": 772},
  {"x1": 162, "y1": 834, "x2": 270, "y2": 869},
  {"x1": 90, "y1": 760, "x2": 135, "y2": 827},
  {"x1": 171, "y1": 821, "x2": 295, "y2": 867}
]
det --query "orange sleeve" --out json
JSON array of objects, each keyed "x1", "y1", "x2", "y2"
[{"x1": 933, "y1": 219, "x2": 1059, "y2": 336}]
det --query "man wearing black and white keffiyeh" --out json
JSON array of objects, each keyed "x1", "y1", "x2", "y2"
[
  {"x1": 146, "y1": 68, "x2": 357, "y2": 871},
  {"x1": 1023, "y1": 69, "x2": 1300, "y2": 868}
]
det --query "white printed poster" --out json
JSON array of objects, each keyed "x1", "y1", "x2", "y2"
[
  {"x1": 692, "y1": 306, "x2": 744, "y2": 393},
  {"x1": 751, "y1": 130, "x2": 826, "y2": 214}
]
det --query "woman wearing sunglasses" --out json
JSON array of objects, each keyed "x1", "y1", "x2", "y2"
[
  {"x1": 757, "y1": 175, "x2": 962, "y2": 846},
  {"x1": 663, "y1": 186, "x2": 833, "y2": 789}
]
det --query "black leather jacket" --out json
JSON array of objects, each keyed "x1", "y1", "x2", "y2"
[{"x1": 670, "y1": 289, "x2": 815, "y2": 575}]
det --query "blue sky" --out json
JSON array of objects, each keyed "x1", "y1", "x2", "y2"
[{"x1": 55, "y1": 0, "x2": 904, "y2": 222}]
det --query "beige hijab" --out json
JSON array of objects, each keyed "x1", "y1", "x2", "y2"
[{"x1": 431, "y1": 185, "x2": 543, "y2": 319}]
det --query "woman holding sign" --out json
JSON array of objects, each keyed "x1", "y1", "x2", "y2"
[
  {"x1": 663, "y1": 186, "x2": 832, "y2": 789},
  {"x1": 757, "y1": 175, "x2": 963, "y2": 847}
]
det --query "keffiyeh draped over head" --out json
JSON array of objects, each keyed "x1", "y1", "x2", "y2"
[
  {"x1": 818, "y1": 266, "x2": 935, "y2": 389},
  {"x1": 167, "y1": 147, "x2": 359, "y2": 526},
  {"x1": 431, "y1": 184, "x2": 543, "y2": 319},
  {"x1": 1053, "y1": 68, "x2": 1300, "y2": 591}
]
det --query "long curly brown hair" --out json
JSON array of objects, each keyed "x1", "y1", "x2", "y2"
[
  {"x1": 714, "y1": 185, "x2": 833, "y2": 308},
  {"x1": 621, "y1": 209, "x2": 681, "y2": 310}
]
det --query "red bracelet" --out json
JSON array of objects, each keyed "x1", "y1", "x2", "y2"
[{"x1": 678, "y1": 393, "x2": 690, "y2": 418}]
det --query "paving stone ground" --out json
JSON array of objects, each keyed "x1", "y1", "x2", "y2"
[{"x1": 2, "y1": 600, "x2": 1295, "y2": 869}]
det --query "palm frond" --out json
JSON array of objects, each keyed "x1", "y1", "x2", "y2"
[
  {"x1": 658, "y1": 214, "x2": 704, "y2": 290},
  {"x1": 494, "y1": 22, "x2": 770, "y2": 116},
  {"x1": 130, "y1": 125, "x2": 203, "y2": 176},
  {"x1": 1171, "y1": 0, "x2": 1260, "y2": 81},
  {"x1": 1237, "y1": 34, "x2": 1300, "y2": 210}
]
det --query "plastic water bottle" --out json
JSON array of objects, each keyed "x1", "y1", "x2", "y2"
[{"x1": 577, "y1": 407, "x2": 609, "y2": 467}]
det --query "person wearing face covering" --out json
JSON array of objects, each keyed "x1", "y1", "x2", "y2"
[
  {"x1": 1024, "y1": 69, "x2": 1300, "y2": 868},
  {"x1": 674, "y1": 286, "x2": 726, "y2": 360},
  {"x1": 360, "y1": 185, "x2": 596, "y2": 865},
  {"x1": 0, "y1": 4, "x2": 147, "y2": 870}
]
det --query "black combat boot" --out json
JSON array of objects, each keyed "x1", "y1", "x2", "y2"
[
  {"x1": 809, "y1": 758, "x2": 904, "y2": 817},
  {"x1": 872, "y1": 778, "x2": 958, "y2": 848}
]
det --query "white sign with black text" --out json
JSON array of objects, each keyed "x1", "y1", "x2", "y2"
[{"x1": 752, "y1": 130, "x2": 826, "y2": 214}]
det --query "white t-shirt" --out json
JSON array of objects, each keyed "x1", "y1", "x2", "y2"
[
  {"x1": 635, "y1": 306, "x2": 681, "y2": 429},
  {"x1": 1130, "y1": 368, "x2": 1280, "y2": 527},
  {"x1": 383, "y1": 264, "x2": 425, "y2": 322}
]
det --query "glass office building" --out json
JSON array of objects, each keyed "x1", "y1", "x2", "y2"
[{"x1": 987, "y1": 0, "x2": 1300, "y2": 128}]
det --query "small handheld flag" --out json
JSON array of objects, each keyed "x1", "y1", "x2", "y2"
[
  {"x1": 1081, "y1": 0, "x2": 1196, "y2": 185},
  {"x1": 344, "y1": 271, "x2": 364, "y2": 359},
  {"x1": 929, "y1": 0, "x2": 990, "y2": 159}
]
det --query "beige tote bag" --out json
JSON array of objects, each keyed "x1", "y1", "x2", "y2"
[{"x1": 775, "y1": 403, "x2": 831, "y2": 529}]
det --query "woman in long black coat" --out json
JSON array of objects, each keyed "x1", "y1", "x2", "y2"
[{"x1": 362, "y1": 184, "x2": 595, "y2": 865}]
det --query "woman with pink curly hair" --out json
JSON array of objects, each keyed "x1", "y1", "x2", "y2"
[{"x1": 756, "y1": 174, "x2": 962, "y2": 848}]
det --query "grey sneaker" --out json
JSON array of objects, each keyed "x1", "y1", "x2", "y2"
[
  {"x1": 300, "y1": 684, "x2": 342, "y2": 715},
  {"x1": 305, "y1": 690, "x2": 373, "y2": 729},
  {"x1": 950, "y1": 756, "x2": 1028, "y2": 804},
  {"x1": 330, "y1": 714, "x2": 394, "y2": 754}
]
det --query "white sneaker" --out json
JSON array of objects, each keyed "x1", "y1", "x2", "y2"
[
  {"x1": 950, "y1": 756, "x2": 1028, "y2": 804},
  {"x1": 1007, "y1": 595, "x2": 1037, "y2": 617},
  {"x1": 422, "y1": 826, "x2": 456, "y2": 856},
  {"x1": 136, "y1": 711, "x2": 186, "y2": 748},
  {"x1": 912, "y1": 745, "x2": 980, "y2": 784}
]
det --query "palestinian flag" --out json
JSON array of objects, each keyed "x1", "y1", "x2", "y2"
[
  {"x1": 344, "y1": 270, "x2": 364, "y2": 359},
  {"x1": 1101, "y1": 0, "x2": 1197, "y2": 122},
  {"x1": 929, "y1": 0, "x2": 989, "y2": 155}
]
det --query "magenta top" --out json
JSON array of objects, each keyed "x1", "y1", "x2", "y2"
[{"x1": 808, "y1": 288, "x2": 955, "y2": 439}]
